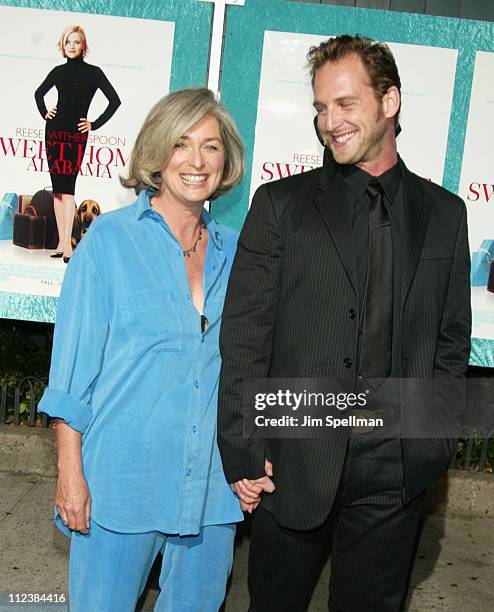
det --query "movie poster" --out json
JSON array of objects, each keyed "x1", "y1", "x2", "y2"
[
  {"x1": 249, "y1": 31, "x2": 458, "y2": 204},
  {"x1": 0, "y1": 6, "x2": 174, "y2": 315},
  {"x1": 459, "y1": 51, "x2": 494, "y2": 354}
]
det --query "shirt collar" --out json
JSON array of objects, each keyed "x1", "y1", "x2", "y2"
[
  {"x1": 338, "y1": 158, "x2": 402, "y2": 204},
  {"x1": 135, "y1": 188, "x2": 155, "y2": 220},
  {"x1": 135, "y1": 189, "x2": 224, "y2": 250}
]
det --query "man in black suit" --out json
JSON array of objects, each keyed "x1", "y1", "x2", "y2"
[{"x1": 218, "y1": 35, "x2": 470, "y2": 611}]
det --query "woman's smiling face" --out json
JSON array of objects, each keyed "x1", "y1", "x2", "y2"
[{"x1": 159, "y1": 114, "x2": 225, "y2": 210}]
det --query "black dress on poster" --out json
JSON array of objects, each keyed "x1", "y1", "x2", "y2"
[
  {"x1": 34, "y1": 25, "x2": 120, "y2": 262},
  {"x1": 35, "y1": 55, "x2": 121, "y2": 194}
]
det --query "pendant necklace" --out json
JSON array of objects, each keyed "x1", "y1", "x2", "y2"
[{"x1": 183, "y1": 221, "x2": 204, "y2": 257}]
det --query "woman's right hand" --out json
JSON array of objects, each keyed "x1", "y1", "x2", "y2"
[
  {"x1": 45, "y1": 107, "x2": 57, "y2": 120},
  {"x1": 54, "y1": 420, "x2": 90, "y2": 533},
  {"x1": 55, "y1": 469, "x2": 91, "y2": 534}
]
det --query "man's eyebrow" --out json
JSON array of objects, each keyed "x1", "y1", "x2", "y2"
[
  {"x1": 313, "y1": 95, "x2": 359, "y2": 108},
  {"x1": 335, "y1": 95, "x2": 359, "y2": 103}
]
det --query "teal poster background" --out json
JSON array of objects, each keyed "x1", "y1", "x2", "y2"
[
  {"x1": 0, "y1": 0, "x2": 212, "y2": 324},
  {"x1": 214, "y1": 0, "x2": 494, "y2": 367}
]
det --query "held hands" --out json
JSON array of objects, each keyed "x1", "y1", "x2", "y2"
[
  {"x1": 232, "y1": 459, "x2": 275, "y2": 514},
  {"x1": 45, "y1": 107, "x2": 57, "y2": 120},
  {"x1": 55, "y1": 469, "x2": 91, "y2": 534},
  {"x1": 78, "y1": 118, "x2": 92, "y2": 133}
]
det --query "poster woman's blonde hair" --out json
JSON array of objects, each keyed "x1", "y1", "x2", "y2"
[{"x1": 58, "y1": 25, "x2": 89, "y2": 57}]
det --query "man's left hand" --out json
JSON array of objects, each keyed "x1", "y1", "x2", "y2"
[{"x1": 232, "y1": 459, "x2": 275, "y2": 513}]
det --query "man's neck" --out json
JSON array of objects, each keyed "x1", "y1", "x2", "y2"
[{"x1": 356, "y1": 130, "x2": 398, "y2": 177}]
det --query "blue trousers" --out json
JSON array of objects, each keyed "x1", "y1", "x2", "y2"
[{"x1": 69, "y1": 520, "x2": 235, "y2": 612}]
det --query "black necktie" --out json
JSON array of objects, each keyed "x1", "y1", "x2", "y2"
[{"x1": 359, "y1": 179, "x2": 393, "y2": 379}]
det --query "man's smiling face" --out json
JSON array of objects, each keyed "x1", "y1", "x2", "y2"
[{"x1": 313, "y1": 53, "x2": 390, "y2": 171}]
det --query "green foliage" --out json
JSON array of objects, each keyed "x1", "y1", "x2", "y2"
[
  {"x1": 456, "y1": 436, "x2": 494, "y2": 472},
  {"x1": 0, "y1": 320, "x2": 52, "y2": 424}
]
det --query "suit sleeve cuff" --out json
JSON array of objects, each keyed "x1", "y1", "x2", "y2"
[
  {"x1": 38, "y1": 388, "x2": 92, "y2": 434},
  {"x1": 218, "y1": 439, "x2": 266, "y2": 483}
]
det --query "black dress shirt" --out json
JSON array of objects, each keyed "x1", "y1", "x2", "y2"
[{"x1": 338, "y1": 160, "x2": 404, "y2": 377}]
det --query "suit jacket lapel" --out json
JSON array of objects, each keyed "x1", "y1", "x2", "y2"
[
  {"x1": 313, "y1": 166, "x2": 358, "y2": 296},
  {"x1": 400, "y1": 166, "x2": 431, "y2": 310},
  {"x1": 312, "y1": 161, "x2": 432, "y2": 306}
]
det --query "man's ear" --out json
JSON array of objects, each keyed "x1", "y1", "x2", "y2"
[
  {"x1": 382, "y1": 86, "x2": 400, "y2": 120},
  {"x1": 313, "y1": 115, "x2": 324, "y2": 146}
]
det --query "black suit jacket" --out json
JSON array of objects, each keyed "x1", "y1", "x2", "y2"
[{"x1": 218, "y1": 160, "x2": 471, "y2": 530}]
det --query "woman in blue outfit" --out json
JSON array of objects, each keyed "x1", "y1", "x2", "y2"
[{"x1": 39, "y1": 88, "x2": 244, "y2": 611}]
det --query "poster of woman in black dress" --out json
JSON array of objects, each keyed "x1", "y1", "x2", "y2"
[{"x1": 35, "y1": 25, "x2": 121, "y2": 263}]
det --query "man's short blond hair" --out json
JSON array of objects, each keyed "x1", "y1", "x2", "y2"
[{"x1": 307, "y1": 35, "x2": 401, "y2": 125}]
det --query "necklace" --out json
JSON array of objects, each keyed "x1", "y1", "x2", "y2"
[{"x1": 182, "y1": 222, "x2": 204, "y2": 257}]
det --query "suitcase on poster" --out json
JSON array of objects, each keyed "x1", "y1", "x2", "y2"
[
  {"x1": 13, "y1": 205, "x2": 47, "y2": 249},
  {"x1": 31, "y1": 187, "x2": 58, "y2": 249},
  {"x1": 488, "y1": 262, "x2": 494, "y2": 294},
  {"x1": 19, "y1": 195, "x2": 33, "y2": 214}
]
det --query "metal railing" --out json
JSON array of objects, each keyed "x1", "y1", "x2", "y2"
[
  {"x1": 454, "y1": 433, "x2": 493, "y2": 474},
  {"x1": 0, "y1": 379, "x2": 492, "y2": 473},
  {"x1": 0, "y1": 376, "x2": 48, "y2": 427}
]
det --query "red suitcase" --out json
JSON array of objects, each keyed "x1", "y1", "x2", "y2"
[{"x1": 13, "y1": 205, "x2": 47, "y2": 249}]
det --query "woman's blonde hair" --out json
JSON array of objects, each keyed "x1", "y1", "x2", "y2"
[
  {"x1": 58, "y1": 25, "x2": 89, "y2": 58},
  {"x1": 121, "y1": 88, "x2": 244, "y2": 199}
]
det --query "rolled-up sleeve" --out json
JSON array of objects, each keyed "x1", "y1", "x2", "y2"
[{"x1": 38, "y1": 236, "x2": 108, "y2": 433}]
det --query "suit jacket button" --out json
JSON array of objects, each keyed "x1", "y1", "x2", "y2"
[
  {"x1": 344, "y1": 358, "x2": 352, "y2": 368},
  {"x1": 349, "y1": 308, "x2": 356, "y2": 320}
]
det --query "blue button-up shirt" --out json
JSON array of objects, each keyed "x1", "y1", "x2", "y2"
[{"x1": 39, "y1": 189, "x2": 243, "y2": 535}]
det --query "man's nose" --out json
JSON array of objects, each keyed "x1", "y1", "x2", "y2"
[{"x1": 321, "y1": 107, "x2": 342, "y2": 134}]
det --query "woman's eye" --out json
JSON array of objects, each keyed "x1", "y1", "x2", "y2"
[
  {"x1": 174, "y1": 142, "x2": 186, "y2": 149},
  {"x1": 206, "y1": 144, "x2": 219, "y2": 152}
]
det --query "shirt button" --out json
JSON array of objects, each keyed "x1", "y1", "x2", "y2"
[
  {"x1": 344, "y1": 358, "x2": 352, "y2": 369},
  {"x1": 186, "y1": 469, "x2": 192, "y2": 477},
  {"x1": 349, "y1": 308, "x2": 356, "y2": 320},
  {"x1": 186, "y1": 294, "x2": 191, "y2": 301},
  {"x1": 192, "y1": 425, "x2": 197, "y2": 433},
  {"x1": 194, "y1": 380, "x2": 199, "y2": 388},
  {"x1": 357, "y1": 374, "x2": 363, "y2": 381}
]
